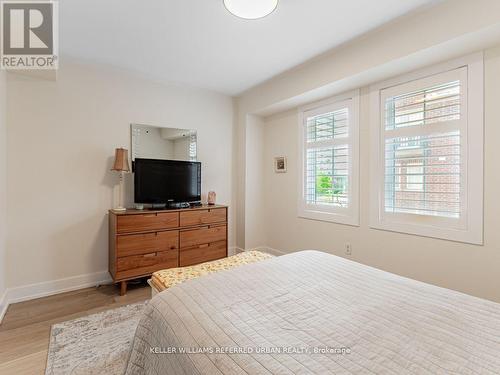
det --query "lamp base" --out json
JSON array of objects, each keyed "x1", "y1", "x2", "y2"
[{"x1": 113, "y1": 207, "x2": 127, "y2": 212}]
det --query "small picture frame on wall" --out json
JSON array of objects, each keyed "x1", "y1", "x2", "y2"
[{"x1": 274, "y1": 156, "x2": 287, "y2": 173}]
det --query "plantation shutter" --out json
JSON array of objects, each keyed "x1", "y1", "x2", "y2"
[
  {"x1": 303, "y1": 105, "x2": 350, "y2": 208},
  {"x1": 381, "y1": 68, "x2": 466, "y2": 219}
]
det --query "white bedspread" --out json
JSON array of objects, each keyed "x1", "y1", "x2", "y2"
[{"x1": 125, "y1": 250, "x2": 500, "y2": 374}]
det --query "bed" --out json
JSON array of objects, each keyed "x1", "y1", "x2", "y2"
[{"x1": 125, "y1": 250, "x2": 500, "y2": 374}]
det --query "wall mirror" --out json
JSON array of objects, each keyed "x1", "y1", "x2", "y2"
[{"x1": 131, "y1": 124, "x2": 197, "y2": 164}]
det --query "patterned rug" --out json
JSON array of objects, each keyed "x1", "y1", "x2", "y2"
[{"x1": 45, "y1": 302, "x2": 147, "y2": 375}]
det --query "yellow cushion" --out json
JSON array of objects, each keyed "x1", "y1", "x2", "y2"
[{"x1": 151, "y1": 251, "x2": 274, "y2": 292}]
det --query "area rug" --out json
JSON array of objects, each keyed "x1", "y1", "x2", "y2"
[{"x1": 45, "y1": 302, "x2": 147, "y2": 375}]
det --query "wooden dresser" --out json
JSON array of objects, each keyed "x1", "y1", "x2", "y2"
[{"x1": 109, "y1": 205, "x2": 228, "y2": 295}]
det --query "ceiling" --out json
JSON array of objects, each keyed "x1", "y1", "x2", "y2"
[{"x1": 60, "y1": 0, "x2": 438, "y2": 96}]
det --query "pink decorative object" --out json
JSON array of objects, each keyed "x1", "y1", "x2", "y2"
[{"x1": 208, "y1": 191, "x2": 216, "y2": 205}]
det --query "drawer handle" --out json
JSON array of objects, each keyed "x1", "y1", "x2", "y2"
[
  {"x1": 199, "y1": 244, "x2": 209, "y2": 249},
  {"x1": 143, "y1": 252, "x2": 157, "y2": 258},
  {"x1": 170, "y1": 246, "x2": 176, "y2": 250}
]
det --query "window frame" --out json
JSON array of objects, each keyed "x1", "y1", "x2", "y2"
[
  {"x1": 369, "y1": 53, "x2": 484, "y2": 244},
  {"x1": 298, "y1": 90, "x2": 360, "y2": 226}
]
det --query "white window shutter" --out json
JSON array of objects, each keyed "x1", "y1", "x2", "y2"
[
  {"x1": 298, "y1": 91, "x2": 360, "y2": 226},
  {"x1": 370, "y1": 53, "x2": 484, "y2": 244}
]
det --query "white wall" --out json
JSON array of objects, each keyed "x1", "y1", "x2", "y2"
[
  {"x1": 0, "y1": 71, "x2": 7, "y2": 314},
  {"x1": 244, "y1": 115, "x2": 266, "y2": 249},
  {"x1": 236, "y1": 0, "x2": 500, "y2": 251},
  {"x1": 5, "y1": 60, "x2": 234, "y2": 291},
  {"x1": 254, "y1": 46, "x2": 500, "y2": 303},
  {"x1": 236, "y1": 0, "x2": 500, "y2": 302}
]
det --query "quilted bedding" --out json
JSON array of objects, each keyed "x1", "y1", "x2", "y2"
[{"x1": 126, "y1": 250, "x2": 500, "y2": 374}]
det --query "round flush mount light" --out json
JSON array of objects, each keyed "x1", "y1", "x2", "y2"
[{"x1": 223, "y1": 0, "x2": 279, "y2": 20}]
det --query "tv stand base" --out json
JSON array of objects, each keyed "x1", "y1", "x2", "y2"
[{"x1": 168, "y1": 202, "x2": 190, "y2": 209}]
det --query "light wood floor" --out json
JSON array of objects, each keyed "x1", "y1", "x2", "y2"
[{"x1": 0, "y1": 281, "x2": 150, "y2": 375}]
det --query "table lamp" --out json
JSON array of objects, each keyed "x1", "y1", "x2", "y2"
[{"x1": 111, "y1": 148, "x2": 130, "y2": 211}]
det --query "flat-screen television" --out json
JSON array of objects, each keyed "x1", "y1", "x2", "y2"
[{"x1": 134, "y1": 158, "x2": 201, "y2": 204}]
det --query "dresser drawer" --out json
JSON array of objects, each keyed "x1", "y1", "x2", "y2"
[
  {"x1": 180, "y1": 225, "x2": 226, "y2": 248},
  {"x1": 117, "y1": 212, "x2": 179, "y2": 234},
  {"x1": 116, "y1": 250, "x2": 178, "y2": 280},
  {"x1": 179, "y1": 241, "x2": 227, "y2": 267},
  {"x1": 116, "y1": 230, "x2": 178, "y2": 257},
  {"x1": 179, "y1": 208, "x2": 227, "y2": 227}
]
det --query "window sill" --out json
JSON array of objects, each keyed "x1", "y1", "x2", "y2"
[
  {"x1": 369, "y1": 219, "x2": 483, "y2": 245},
  {"x1": 298, "y1": 208, "x2": 359, "y2": 227}
]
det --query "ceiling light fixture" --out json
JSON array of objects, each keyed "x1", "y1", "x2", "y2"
[{"x1": 223, "y1": 0, "x2": 278, "y2": 20}]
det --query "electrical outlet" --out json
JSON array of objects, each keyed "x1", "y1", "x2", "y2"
[{"x1": 345, "y1": 243, "x2": 352, "y2": 255}]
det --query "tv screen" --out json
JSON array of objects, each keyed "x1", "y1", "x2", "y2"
[{"x1": 134, "y1": 159, "x2": 201, "y2": 204}]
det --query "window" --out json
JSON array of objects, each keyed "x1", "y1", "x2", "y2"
[
  {"x1": 298, "y1": 91, "x2": 359, "y2": 225},
  {"x1": 370, "y1": 54, "x2": 484, "y2": 244}
]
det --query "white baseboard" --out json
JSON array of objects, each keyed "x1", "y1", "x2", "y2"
[
  {"x1": 0, "y1": 290, "x2": 8, "y2": 323},
  {"x1": 0, "y1": 246, "x2": 285, "y2": 323},
  {"x1": 245, "y1": 246, "x2": 286, "y2": 256},
  {"x1": 228, "y1": 246, "x2": 245, "y2": 256},
  {"x1": 0, "y1": 271, "x2": 112, "y2": 323},
  {"x1": 230, "y1": 245, "x2": 284, "y2": 256}
]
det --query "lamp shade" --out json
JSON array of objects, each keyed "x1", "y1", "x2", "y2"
[{"x1": 111, "y1": 148, "x2": 130, "y2": 172}]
